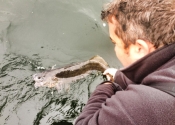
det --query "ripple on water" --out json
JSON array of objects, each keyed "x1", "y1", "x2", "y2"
[{"x1": 0, "y1": 53, "x2": 105, "y2": 125}]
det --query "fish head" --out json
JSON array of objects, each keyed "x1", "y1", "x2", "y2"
[
  {"x1": 33, "y1": 73, "x2": 45, "y2": 83},
  {"x1": 32, "y1": 72, "x2": 50, "y2": 88},
  {"x1": 32, "y1": 71, "x2": 61, "y2": 88}
]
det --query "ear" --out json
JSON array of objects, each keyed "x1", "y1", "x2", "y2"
[
  {"x1": 129, "y1": 39, "x2": 151, "y2": 60},
  {"x1": 135, "y1": 39, "x2": 150, "y2": 55}
]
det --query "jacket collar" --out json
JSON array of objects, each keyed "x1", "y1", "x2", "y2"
[{"x1": 114, "y1": 43, "x2": 175, "y2": 89}]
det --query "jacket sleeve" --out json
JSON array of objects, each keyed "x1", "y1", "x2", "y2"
[{"x1": 74, "y1": 82, "x2": 123, "y2": 125}]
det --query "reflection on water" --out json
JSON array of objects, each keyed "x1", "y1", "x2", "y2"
[{"x1": 0, "y1": 0, "x2": 121, "y2": 125}]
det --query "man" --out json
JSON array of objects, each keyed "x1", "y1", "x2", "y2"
[{"x1": 75, "y1": 0, "x2": 175, "y2": 125}]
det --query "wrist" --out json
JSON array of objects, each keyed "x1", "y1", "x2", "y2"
[{"x1": 104, "y1": 82, "x2": 112, "y2": 84}]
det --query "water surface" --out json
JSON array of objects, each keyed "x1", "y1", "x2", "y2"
[{"x1": 0, "y1": 0, "x2": 121, "y2": 124}]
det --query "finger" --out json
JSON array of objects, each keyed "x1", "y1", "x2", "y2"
[
  {"x1": 105, "y1": 73, "x2": 114, "y2": 81},
  {"x1": 103, "y1": 68, "x2": 112, "y2": 75},
  {"x1": 106, "y1": 74, "x2": 111, "y2": 81}
]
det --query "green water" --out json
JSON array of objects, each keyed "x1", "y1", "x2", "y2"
[{"x1": 0, "y1": 0, "x2": 121, "y2": 125}]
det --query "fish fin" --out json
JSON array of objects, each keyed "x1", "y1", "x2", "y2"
[
  {"x1": 89, "y1": 55, "x2": 109, "y2": 68},
  {"x1": 51, "y1": 64, "x2": 57, "y2": 69}
]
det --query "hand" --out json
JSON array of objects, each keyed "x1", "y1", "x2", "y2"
[{"x1": 103, "y1": 68, "x2": 118, "y2": 82}]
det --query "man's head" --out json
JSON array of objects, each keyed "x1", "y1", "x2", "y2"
[{"x1": 101, "y1": 0, "x2": 175, "y2": 67}]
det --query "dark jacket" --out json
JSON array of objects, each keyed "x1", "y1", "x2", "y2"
[{"x1": 75, "y1": 43, "x2": 175, "y2": 125}]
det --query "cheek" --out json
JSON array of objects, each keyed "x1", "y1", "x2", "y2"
[
  {"x1": 114, "y1": 46, "x2": 129, "y2": 67},
  {"x1": 114, "y1": 46, "x2": 121, "y2": 58}
]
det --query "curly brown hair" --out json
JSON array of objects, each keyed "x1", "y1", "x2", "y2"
[{"x1": 101, "y1": 0, "x2": 175, "y2": 49}]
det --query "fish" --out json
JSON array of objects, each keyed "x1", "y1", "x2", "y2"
[{"x1": 33, "y1": 55, "x2": 109, "y2": 91}]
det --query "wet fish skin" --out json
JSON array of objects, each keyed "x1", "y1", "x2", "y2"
[{"x1": 33, "y1": 55, "x2": 109, "y2": 91}]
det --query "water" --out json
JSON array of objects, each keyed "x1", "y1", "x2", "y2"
[{"x1": 0, "y1": 0, "x2": 121, "y2": 125}]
